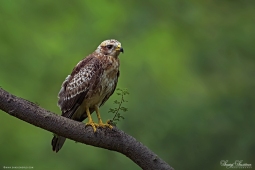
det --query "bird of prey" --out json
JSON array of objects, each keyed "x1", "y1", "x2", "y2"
[{"x1": 51, "y1": 39, "x2": 124, "y2": 152}]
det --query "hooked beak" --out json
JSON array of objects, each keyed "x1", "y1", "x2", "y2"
[
  {"x1": 120, "y1": 47, "x2": 124, "y2": 53},
  {"x1": 116, "y1": 44, "x2": 124, "y2": 53}
]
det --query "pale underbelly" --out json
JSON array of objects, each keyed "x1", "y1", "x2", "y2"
[{"x1": 72, "y1": 90, "x2": 107, "y2": 120}]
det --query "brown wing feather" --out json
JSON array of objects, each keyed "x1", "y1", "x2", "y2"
[{"x1": 57, "y1": 54, "x2": 103, "y2": 118}]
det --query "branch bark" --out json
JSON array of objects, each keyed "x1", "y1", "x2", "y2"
[{"x1": 0, "y1": 88, "x2": 173, "y2": 170}]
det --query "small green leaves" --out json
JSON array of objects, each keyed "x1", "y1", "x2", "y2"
[{"x1": 108, "y1": 88, "x2": 129, "y2": 126}]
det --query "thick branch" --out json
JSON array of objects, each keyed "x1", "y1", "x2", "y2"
[{"x1": 0, "y1": 88, "x2": 173, "y2": 170}]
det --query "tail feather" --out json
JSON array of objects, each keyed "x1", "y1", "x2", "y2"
[
  {"x1": 52, "y1": 135, "x2": 66, "y2": 152},
  {"x1": 51, "y1": 108, "x2": 92, "y2": 152}
]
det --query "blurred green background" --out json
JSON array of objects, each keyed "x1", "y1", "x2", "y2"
[{"x1": 0, "y1": 1, "x2": 254, "y2": 170}]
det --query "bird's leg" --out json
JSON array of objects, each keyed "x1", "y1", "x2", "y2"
[
  {"x1": 95, "y1": 106, "x2": 113, "y2": 129},
  {"x1": 85, "y1": 107, "x2": 98, "y2": 132}
]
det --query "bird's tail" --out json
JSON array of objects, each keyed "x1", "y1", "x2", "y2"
[{"x1": 51, "y1": 135, "x2": 66, "y2": 152}]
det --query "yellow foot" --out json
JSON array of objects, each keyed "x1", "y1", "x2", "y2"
[
  {"x1": 86, "y1": 121, "x2": 99, "y2": 132},
  {"x1": 98, "y1": 122, "x2": 113, "y2": 129}
]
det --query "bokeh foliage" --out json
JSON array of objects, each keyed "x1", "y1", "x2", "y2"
[{"x1": 0, "y1": 1, "x2": 254, "y2": 170}]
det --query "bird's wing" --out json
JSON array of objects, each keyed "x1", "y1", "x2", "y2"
[{"x1": 57, "y1": 55, "x2": 103, "y2": 119}]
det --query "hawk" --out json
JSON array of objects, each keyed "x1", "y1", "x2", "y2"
[{"x1": 51, "y1": 39, "x2": 124, "y2": 152}]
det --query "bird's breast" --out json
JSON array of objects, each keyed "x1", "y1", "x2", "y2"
[{"x1": 84, "y1": 56, "x2": 119, "y2": 108}]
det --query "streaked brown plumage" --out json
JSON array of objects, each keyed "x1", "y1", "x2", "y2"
[{"x1": 52, "y1": 39, "x2": 123, "y2": 152}]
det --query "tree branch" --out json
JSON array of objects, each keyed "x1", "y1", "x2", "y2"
[{"x1": 0, "y1": 88, "x2": 173, "y2": 170}]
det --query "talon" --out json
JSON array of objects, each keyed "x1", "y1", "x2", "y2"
[
  {"x1": 86, "y1": 121, "x2": 98, "y2": 132},
  {"x1": 98, "y1": 122, "x2": 113, "y2": 129},
  {"x1": 94, "y1": 106, "x2": 113, "y2": 130}
]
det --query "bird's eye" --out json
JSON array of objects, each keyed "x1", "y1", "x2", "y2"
[{"x1": 106, "y1": 45, "x2": 113, "y2": 49}]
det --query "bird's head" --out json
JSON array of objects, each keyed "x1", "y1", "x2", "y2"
[{"x1": 96, "y1": 39, "x2": 124, "y2": 58}]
